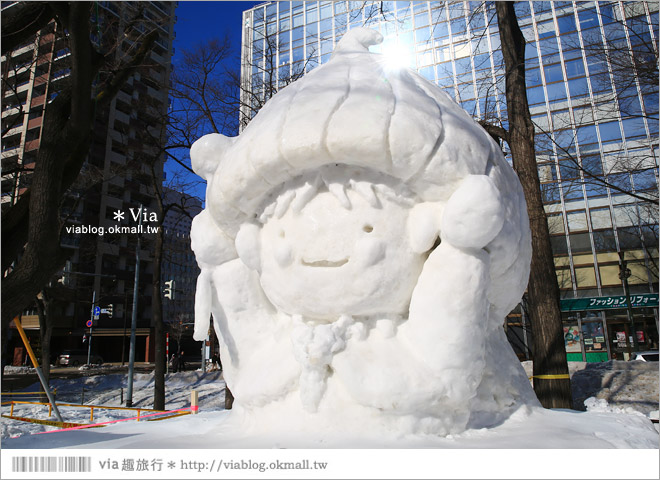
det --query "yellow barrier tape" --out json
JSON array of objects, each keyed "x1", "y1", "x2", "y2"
[
  {"x1": 530, "y1": 374, "x2": 570, "y2": 380},
  {"x1": 1, "y1": 414, "x2": 97, "y2": 429}
]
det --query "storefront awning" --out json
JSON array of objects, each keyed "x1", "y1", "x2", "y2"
[{"x1": 561, "y1": 293, "x2": 658, "y2": 312}]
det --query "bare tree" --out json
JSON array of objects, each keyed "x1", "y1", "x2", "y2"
[
  {"x1": 230, "y1": 26, "x2": 316, "y2": 130},
  {"x1": 487, "y1": 2, "x2": 572, "y2": 408},
  {"x1": 165, "y1": 32, "x2": 319, "y2": 406},
  {"x1": 1, "y1": 2, "x2": 160, "y2": 359},
  {"x1": 168, "y1": 36, "x2": 236, "y2": 146}
]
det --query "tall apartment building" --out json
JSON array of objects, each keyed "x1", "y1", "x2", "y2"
[
  {"x1": 241, "y1": 1, "x2": 659, "y2": 361},
  {"x1": 1, "y1": 1, "x2": 177, "y2": 365}
]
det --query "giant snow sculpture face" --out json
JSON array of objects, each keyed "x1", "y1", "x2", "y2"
[
  {"x1": 256, "y1": 179, "x2": 424, "y2": 319},
  {"x1": 189, "y1": 27, "x2": 539, "y2": 438}
]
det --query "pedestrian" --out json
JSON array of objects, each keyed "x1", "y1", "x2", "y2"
[
  {"x1": 171, "y1": 353, "x2": 179, "y2": 373},
  {"x1": 211, "y1": 353, "x2": 221, "y2": 371},
  {"x1": 179, "y1": 351, "x2": 186, "y2": 371}
]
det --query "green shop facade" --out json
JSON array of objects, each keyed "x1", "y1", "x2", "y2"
[
  {"x1": 505, "y1": 293, "x2": 659, "y2": 362},
  {"x1": 561, "y1": 293, "x2": 659, "y2": 362}
]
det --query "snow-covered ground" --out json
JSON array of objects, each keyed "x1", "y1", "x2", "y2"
[
  {"x1": 1, "y1": 360, "x2": 657, "y2": 443},
  {"x1": 1, "y1": 368, "x2": 225, "y2": 440},
  {"x1": 1, "y1": 362, "x2": 658, "y2": 479}
]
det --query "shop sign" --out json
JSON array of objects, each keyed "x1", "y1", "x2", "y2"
[{"x1": 560, "y1": 293, "x2": 658, "y2": 312}]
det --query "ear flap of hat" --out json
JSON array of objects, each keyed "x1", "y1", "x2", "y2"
[
  {"x1": 191, "y1": 133, "x2": 233, "y2": 180},
  {"x1": 407, "y1": 202, "x2": 443, "y2": 254}
]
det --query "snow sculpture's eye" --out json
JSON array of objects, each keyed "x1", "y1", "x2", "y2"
[{"x1": 363, "y1": 225, "x2": 373, "y2": 233}]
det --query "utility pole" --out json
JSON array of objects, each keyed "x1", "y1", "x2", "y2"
[
  {"x1": 619, "y1": 252, "x2": 640, "y2": 357},
  {"x1": 87, "y1": 290, "x2": 96, "y2": 365},
  {"x1": 126, "y1": 205, "x2": 143, "y2": 407},
  {"x1": 122, "y1": 291, "x2": 128, "y2": 366}
]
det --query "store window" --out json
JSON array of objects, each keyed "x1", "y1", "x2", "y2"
[
  {"x1": 581, "y1": 317, "x2": 608, "y2": 361},
  {"x1": 563, "y1": 316, "x2": 583, "y2": 359}
]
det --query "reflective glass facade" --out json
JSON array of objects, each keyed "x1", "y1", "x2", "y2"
[{"x1": 241, "y1": 1, "x2": 659, "y2": 359}]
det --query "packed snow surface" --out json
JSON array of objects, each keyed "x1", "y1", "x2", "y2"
[{"x1": 1, "y1": 361, "x2": 657, "y2": 449}]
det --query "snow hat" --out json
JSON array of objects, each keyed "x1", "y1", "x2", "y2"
[
  {"x1": 191, "y1": 26, "x2": 531, "y2": 330},
  {"x1": 192, "y1": 27, "x2": 505, "y2": 237}
]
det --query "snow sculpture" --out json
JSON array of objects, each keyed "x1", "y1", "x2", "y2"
[{"x1": 190, "y1": 27, "x2": 539, "y2": 437}]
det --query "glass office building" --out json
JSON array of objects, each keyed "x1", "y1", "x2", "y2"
[{"x1": 241, "y1": 1, "x2": 659, "y2": 361}]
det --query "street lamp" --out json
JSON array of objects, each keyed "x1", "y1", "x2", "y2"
[{"x1": 618, "y1": 252, "x2": 640, "y2": 357}]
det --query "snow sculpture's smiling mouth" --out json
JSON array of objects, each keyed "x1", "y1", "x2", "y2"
[{"x1": 301, "y1": 258, "x2": 349, "y2": 268}]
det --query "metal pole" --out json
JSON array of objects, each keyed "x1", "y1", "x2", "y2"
[
  {"x1": 122, "y1": 291, "x2": 128, "y2": 366},
  {"x1": 87, "y1": 290, "x2": 96, "y2": 365},
  {"x1": 619, "y1": 252, "x2": 640, "y2": 356},
  {"x1": 576, "y1": 313, "x2": 586, "y2": 362},
  {"x1": 126, "y1": 205, "x2": 143, "y2": 407},
  {"x1": 166, "y1": 332, "x2": 169, "y2": 374},
  {"x1": 13, "y1": 316, "x2": 63, "y2": 422}
]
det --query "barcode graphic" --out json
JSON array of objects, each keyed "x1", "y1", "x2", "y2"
[{"x1": 11, "y1": 456, "x2": 91, "y2": 473}]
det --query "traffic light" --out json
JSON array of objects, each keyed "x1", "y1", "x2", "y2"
[
  {"x1": 102, "y1": 305, "x2": 114, "y2": 317},
  {"x1": 164, "y1": 279, "x2": 175, "y2": 300}
]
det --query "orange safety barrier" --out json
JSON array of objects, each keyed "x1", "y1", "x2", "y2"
[{"x1": 7, "y1": 400, "x2": 168, "y2": 423}]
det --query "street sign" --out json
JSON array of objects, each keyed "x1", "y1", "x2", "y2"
[
  {"x1": 86, "y1": 320, "x2": 93, "y2": 328},
  {"x1": 560, "y1": 293, "x2": 658, "y2": 312},
  {"x1": 93, "y1": 306, "x2": 101, "y2": 316}
]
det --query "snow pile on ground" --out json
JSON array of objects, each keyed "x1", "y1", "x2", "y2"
[
  {"x1": 3, "y1": 366, "x2": 37, "y2": 375},
  {"x1": 569, "y1": 360, "x2": 659, "y2": 415},
  {"x1": 522, "y1": 359, "x2": 659, "y2": 418}
]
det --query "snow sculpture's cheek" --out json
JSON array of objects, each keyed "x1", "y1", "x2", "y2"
[
  {"x1": 274, "y1": 239, "x2": 294, "y2": 268},
  {"x1": 353, "y1": 237, "x2": 386, "y2": 267}
]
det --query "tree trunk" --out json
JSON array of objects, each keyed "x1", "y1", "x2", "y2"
[
  {"x1": 1, "y1": 4, "x2": 158, "y2": 349},
  {"x1": 495, "y1": 2, "x2": 572, "y2": 409},
  {"x1": 225, "y1": 387, "x2": 234, "y2": 410}
]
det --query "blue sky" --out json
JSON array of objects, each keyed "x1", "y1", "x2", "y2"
[
  {"x1": 167, "y1": 1, "x2": 262, "y2": 200},
  {"x1": 173, "y1": 1, "x2": 260, "y2": 61}
]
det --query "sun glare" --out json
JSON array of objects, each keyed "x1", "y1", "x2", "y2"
[{"x1": 382, "y1": 44, "x2": 414, "y2": 71}]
